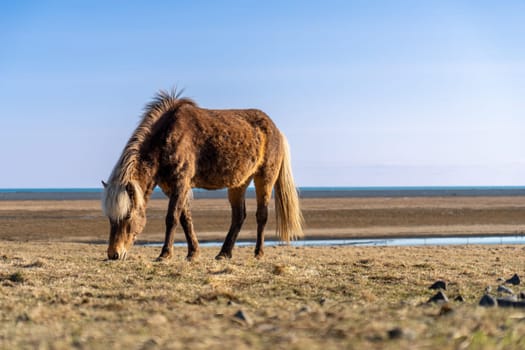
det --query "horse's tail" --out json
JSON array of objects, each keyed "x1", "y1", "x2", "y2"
[{"x1": 274, "y1": 134, "x2": 304, "y2": 242}]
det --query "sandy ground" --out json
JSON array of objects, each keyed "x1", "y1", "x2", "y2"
[
  {"x1": 2, "y1": 242, "x2": 525, "y2": 349},
  {"x1": 1, "y1": 196, "x2": 524, "y2": 244},
  {"x1": 2, "y1": 197, "x2": 525, "y2": 348}
]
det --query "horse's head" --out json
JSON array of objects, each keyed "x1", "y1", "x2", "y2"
[{"x1": 102, "y1": 181, "x2": 147, "y2": 260}]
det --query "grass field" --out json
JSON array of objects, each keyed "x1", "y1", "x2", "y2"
[
  {"x1": 2, "y1": 241, "x2": 525, "y2": 349},
  {"x1": 1, "y1": 196, "x2": 525, "y2": 349}
]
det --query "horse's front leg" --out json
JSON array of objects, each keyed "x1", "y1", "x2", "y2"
[
  {"x1": 158, "y1": 188, "x2": 189, "y2": 261},
  {"x1": 180, "y1": 206, "x2": 200, "y2": 261}
]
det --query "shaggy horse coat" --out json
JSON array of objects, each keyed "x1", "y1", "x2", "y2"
[{"x1": 103, "y1": 90, "x2": 303, "y2": 261}]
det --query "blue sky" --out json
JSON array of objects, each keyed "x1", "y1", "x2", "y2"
[{"x1": 1, "y1": 1, "x2": 524, "y2": 187}]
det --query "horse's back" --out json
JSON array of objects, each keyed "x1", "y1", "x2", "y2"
[{"x1": 159, "y1": 105, "x2": 282, "y2": 190}]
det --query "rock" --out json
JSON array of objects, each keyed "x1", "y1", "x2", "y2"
[
  {"x1": 498, "y1": 295, "x2": 518, "y2": 302},
  {"x1": 233, "y1": 310, "x2": 253, "y2": 326},
  {"x1": 428, "y1": 291, "x2": 449, "y2": 303},
  {"x1": 509, "y1": 301, "x2": 525, "y2": 308},
  {"x1": 8, "y1": 272, "x2": 25, "y2": 283},
  {"x1": 16, "y1": 313, "x2": 30, "y2": 323},
  {"x1": 497, "y1": 285, "x2": 514, "y2": 295},
  {"x1": 479, "y1": 294, "x2": 497, "y2": 307},
  {"x1": 297, "y1": 305, "x2": 312, "y2": 315},
  {"x1": 454, "y1": 295, "x2": 465, "y2": 302},
  {"x1": 496, "y1": 298, "x2": 513, "y2": 307},
  {"x1": 387, "y1": 327, "x2": 403, "y2": 339},
  {"x1": 429, "y1": 280, "x2": 447, "y2": 290},
  {"x1": 497, "y1": 297, "x2": 525, "y2": 308},
  {"x1": 506, "y1": 274, "x2": 521, "y2": 286}
]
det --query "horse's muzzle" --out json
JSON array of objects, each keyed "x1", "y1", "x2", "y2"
[{"x1": 107, "y1": 248, "x2": 127, "y2": 260}]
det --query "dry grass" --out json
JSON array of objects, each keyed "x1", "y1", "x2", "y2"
[
  {"x1": 2, "y1": 196, "x2": 525, "y2": 348},
  {"x1": 2, "y1": 242, "x2": 525, "y2": 349}
]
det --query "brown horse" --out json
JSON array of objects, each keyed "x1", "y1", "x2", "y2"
[{"x1": 102, "y1": 90, "x2": 303, "y2": 261}]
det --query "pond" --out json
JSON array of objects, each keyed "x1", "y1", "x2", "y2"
[{"x1": 142, "y1": 235, "x2": 525, "y2": 248}]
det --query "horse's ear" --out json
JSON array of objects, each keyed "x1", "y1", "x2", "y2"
[{"x1": 101, "y1": 180, "x2": 108, "y2": 188}]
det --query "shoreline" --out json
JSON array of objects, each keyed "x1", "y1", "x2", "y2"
[
  {"x1": 1, "y1": 196, "x2": 524, "y2": 244},
  {"x1": 1, "y1": 186, "x2": 525, "y2": 201}
]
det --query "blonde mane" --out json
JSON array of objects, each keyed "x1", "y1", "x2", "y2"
[{"x1": 102, "y1": 89, "x2": 196, "y2": 220}]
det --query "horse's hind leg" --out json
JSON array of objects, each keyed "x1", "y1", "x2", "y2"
[
  {"x1": 216, "y1": 182, "x2": 249, "y2": 260},
  {"x1": 180, "y1": 203, "x2": 199, "y2": 261},
  {"x1": 253, "y1": 173, "x2": 278, "y2": 259}
]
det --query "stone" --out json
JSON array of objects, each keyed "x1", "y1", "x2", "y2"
[
  {"x1": 497, "y1": 285, "x2": 514, "y2": 295},
  {"x1": 497, "y1": 295, "x2": 518, "y2": 302},
  {"x1": 387, "y1": 327, "x2": 403, "y2": 339},
  {"x1": 479, "y1": 294, "x2": 497, "y2": 307},
  {"x1": 454, "y1": 295, "x2": 465, "y2": 302},
  {"x1": 506, "y1": 274, "x2": 521, "y2": 286},
  {"x1": 429, "y1": 280, "x2": 447, "y2": 290},
  {"x1": 233, "y1": 310, "x2": 253, "y2": 326},
  {"x1": 497, "y1": 298, "x2": 525, "y2": 308},
  {"x1": 297, "y1": 305, "x2": 312, "y2": 314},
  {"x1": 428, "y1": 291, "x2": 449, "y2": 303}
]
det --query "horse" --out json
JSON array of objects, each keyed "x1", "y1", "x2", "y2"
[{"x1": 102, "y1": 90, "x2": 303, "y2": 261}]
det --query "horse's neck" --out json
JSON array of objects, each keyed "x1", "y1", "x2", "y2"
[
  {"x1": 123, "y1": 134, "x2": 161, "y2": 204},
  {"x1": 133, "y1": 160, "x2": 157, "y2": 204}
]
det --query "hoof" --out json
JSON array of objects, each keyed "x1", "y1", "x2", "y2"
[
  {"x1": 156, "y1": 253, "x2": 172, "y2": 262},
  {"x1": 186, "y1": 251, "x2": 200, "y2": 262},
  {"x1": 215, "y1": 252, "x2": 232, "y2": 260},
  {"x1": 157, "y1": 246, "x2": 173, "y2": 261},
  {"x1": 255, "y1": 249, "x2": 264, "y2": 259}
]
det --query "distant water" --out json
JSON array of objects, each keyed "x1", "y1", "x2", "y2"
[
  {"x1": 1, "y1": 186, "x2": 525, "y2": 201},
  {"x1": 142, "y1": 235, "x2": 525, "y2": 248}
]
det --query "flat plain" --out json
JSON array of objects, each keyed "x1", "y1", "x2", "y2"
[
  {"x1": 1, "y1": 196, "x2": 525, "y2": 349},
  {"x1": 1, "y1": 196, "x2": 525, "y2": 243}
]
